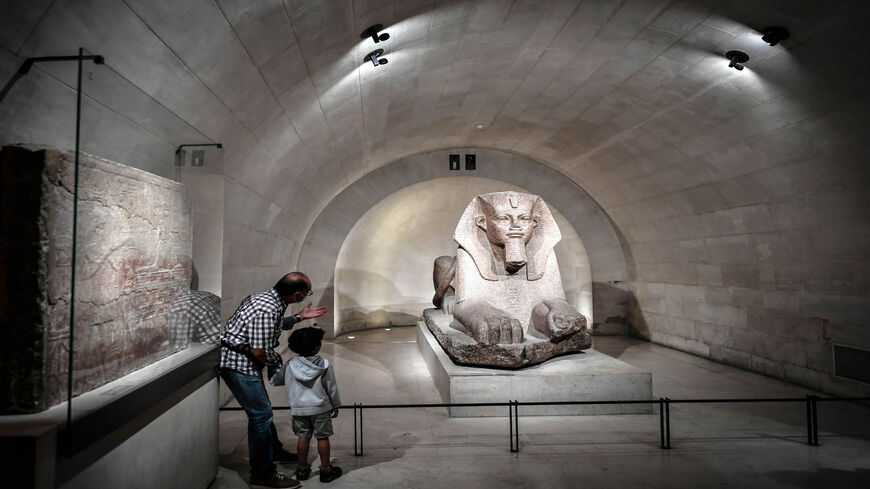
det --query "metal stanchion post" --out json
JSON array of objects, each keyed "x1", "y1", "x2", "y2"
[
  {"x1": 513, "y1": 401, "x2": 519, "y2": 453},
  {"x1": 353, "y1": 403, "x2": 364, "y2": 456},
  {"x1": 508, "y1": 401, "x2": 514, "y2": 452},
  {"x1": 665, "y1": 398, "x2": 671, "y2": 449},
  {"x1": 805, "y1": 395, "x2": 813, "y2": 446},
  {"x1": 353, "y1": 403, "x2": 358, "y2": 456},
  {"x1": 659, "y1": 398, "x2": 666, "y2": 449}
]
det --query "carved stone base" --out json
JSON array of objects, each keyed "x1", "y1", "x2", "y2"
[
  {"x1": 423, "y1": 308, "x2": 591, "y2": 368},
  {"x1": 417, "y1": 320, "x2": 653, "y2": 417}
]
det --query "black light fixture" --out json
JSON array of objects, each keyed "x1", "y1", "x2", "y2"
[
  {"x1": 761, "y1": 26, "x2": 790, "y2": 46},
  {"x1": 175, "y1": 143, "x2": 222, "y2": 166},
  {"x1": 364, "y1": 48, "x2": 388, "y2": 67},
  {"x1": 361, "y1": 24, "x2": 390, "y2": 43},
  {"x1": 725, "y1": 50, "x2": 749, "y2": 70},
  {"x1": 449, "y1": 154, "x2": 460, "y2": 170}
]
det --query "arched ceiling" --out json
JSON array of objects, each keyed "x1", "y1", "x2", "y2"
[
  {"x1": 181, "y1": 0, "x2": 870, "y2": 212},
  {"x1": 2, "y1": 0, "x2": 867, "y2": 232}
]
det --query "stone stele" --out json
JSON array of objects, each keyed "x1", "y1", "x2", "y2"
[
  {"x1": 429, "y1": 191, "x2": 591, "y2": 368},
  {"x1": 0, "y1": 146, "x2": 192, "y2": 413}
]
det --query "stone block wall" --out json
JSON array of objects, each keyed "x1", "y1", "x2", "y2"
[
  {"x1": 622, "y1": 153, "x2": 870, "y2": 396},
  {"x1": 0, "y1": 146, "x2": 192, "y2": 413}
]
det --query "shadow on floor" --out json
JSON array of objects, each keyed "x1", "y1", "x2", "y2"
[{"x1": 768, "y1": 467, "x2": 870, "y2": 488}]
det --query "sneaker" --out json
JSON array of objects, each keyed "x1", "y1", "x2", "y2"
[
  {"x1": 249, "y1": 471, "x2": 300, "y2": 488},
  {"x1": 295, "y1": 465, "x2": 312, "y2": 481},
  {"x1": 273, "y1": 449, "x2": 299, "y2": 463},
  {"x1": 319, "y1": 465, "x2": 343, "y2": 483}
]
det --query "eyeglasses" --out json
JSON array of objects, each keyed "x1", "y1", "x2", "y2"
[{"x1": 304, "y1": 290, "x2": 313, "y2": 296}]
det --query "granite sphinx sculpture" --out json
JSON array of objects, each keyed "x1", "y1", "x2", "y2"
[{"x1": 426, "y1": 191, "x2": 591, "y2": 367}]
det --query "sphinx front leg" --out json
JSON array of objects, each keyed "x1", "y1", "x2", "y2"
[
  {"x1": 432, "y1": 255, "x2": 456, "y2": 313},
  {"x1": 453, "y1": 300, "x2": 524, "y2": 345},
  {"x1": 531, "y1": 299, "x2": 587, "y2": 342}
]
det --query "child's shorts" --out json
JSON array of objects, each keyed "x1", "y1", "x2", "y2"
[{"x1": 292, "y1": 412, "x2": 334, "y2": 439}]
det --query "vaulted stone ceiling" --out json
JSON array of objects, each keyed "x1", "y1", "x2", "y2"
[
  {"x1": 4, "y1": 0, "x2": 867, "y2": 226},
  {"x1": 2, "y1": 0, "x2": 869, "y2": 394}
]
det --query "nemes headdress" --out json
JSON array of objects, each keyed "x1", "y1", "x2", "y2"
[{"x1": 453, "y1": 191, "x2": 561, "y2": 281}]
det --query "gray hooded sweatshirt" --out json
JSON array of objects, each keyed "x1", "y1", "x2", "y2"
[{"x1": 274, "y1": 355, "x2": 341, "y2": 416}]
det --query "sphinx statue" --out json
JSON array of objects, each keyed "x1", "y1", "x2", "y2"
[{"x1": 426, "y1": 191, "x2": 591, "y2": 368}]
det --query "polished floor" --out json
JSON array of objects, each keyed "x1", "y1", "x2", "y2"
[{"x1": 214, "y1": 327, "x2": 870, "y2": 489}]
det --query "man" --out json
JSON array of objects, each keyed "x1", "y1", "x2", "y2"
[{"x1": 220, "y1": 272, "x2": 328, "y2": 488}]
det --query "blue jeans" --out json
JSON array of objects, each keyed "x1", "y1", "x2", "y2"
[{"x1": 221, "y1": 369, "x2": 284, "y2": 476}]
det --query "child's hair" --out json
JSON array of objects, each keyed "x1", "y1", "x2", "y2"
[{"x1": 288, "y1": 327, "x2": 325, "y2": 356}]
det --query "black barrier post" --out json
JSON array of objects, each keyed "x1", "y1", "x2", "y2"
[
  {"x1": 512, "y1": 400, "x2": 519, "y2": 453},
  {"x1": 659, "y1": 397, "x2": 671, "y2": 450},
  {"x1": 508, "y1": 401, "x2": 514, "y2": 452},
  {"x1": 353, "y1": 403, "x2": 364, "y2": 456},
  {"x1": 665, "y1": 397, "x2": 671, "y2": 449},
  {"x1": 811, "y1": 395, "x2": 819, "y2": 446},
  {"x1": 805, "y1": 395, "x2": 813, "y2": 446}
]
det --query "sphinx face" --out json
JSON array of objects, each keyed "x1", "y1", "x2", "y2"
[{"x1": 476, "y1": 194, "x2": 539, "y2": 273}]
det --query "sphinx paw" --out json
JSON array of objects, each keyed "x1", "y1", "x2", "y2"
[
  {"x1": 441, "y1": 296, "x2": 456, "y2": 315},
  {"x1": 471, "y1": 316, "x2": 523, "y2": 345},
  {"x1": 549, "y1": 312, "x2": 586, "y2": 341}
]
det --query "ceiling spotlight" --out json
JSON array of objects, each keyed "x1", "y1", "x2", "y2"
[
  {"x1": 761, "y1": 26, "x2": 790, "y2": 46},
  {"x1": 725, "y1": 50, "x2": 749, "y2": 71},
  {"x1": 361, "y1": 24, "x2": 390, "y2": 43},
  {"x1": 475, "y1": 123, "x2": 486, "y2": 130},
  {"x1": 364, "y1": 48, "x2": 388, "y2": 67}
]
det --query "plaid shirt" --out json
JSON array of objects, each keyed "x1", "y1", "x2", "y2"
[
  {"x1": 220, "y1": 288, "x2": 287, "y2": 376},
  {"x1": 169, "y1": 290, "x2": 222, "y2": 347}
]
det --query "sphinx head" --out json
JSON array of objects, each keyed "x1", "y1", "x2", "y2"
[
  {"x1": 474, "y1": 193, "x2": 539, "y2": 274},
  {"x1": 455, "y1": 191, "x2": 561, "y2": 281}
]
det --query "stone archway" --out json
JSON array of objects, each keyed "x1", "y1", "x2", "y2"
[
  {"x1": 299, "y1": 148, "x2": 631, "y2": 338},
  {"x1": 332, "y1": 176, "x2": 595, "y2": 336}
]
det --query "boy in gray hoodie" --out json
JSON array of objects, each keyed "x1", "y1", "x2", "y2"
[{"x1": 274, "y1": 327, "x2": 343, "y2": 483}]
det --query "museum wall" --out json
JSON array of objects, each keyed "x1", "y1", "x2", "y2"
[
  {"x1": 0, "y1": 0, "x2": 318, "y2": 322},
  {"x1": 335, "y1": 177, "x2": 593, "y2": 335},
  {"x1": 564, "y1": 26, "x2": 870, "y2": 397}
]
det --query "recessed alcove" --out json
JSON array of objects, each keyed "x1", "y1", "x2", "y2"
[{"x1": 334, "y1": 177, "x2": 593, "y2": 337}]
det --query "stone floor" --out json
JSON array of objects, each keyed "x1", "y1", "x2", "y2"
[{"x1": 214, "y1": 327, "x2": 870, "y2": 489}]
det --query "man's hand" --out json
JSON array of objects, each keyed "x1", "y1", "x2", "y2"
[
  {"x1": 251, "y1": 348, "x2": 268, "y2": 368},
  {"x1": 299, "y1": 301, "x2": 328, "y2": 320},
  {"x1": 331, "y1": 408, "x2": 339, "y2": 418}
]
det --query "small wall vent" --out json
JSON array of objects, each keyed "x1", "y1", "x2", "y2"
[{"x1": 833, "y1": 344, "x2": 870, "y2": 384}]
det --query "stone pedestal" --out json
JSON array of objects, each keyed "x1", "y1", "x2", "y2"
[{"x1": 417, "y1": 321, "x2": 653, "y2": 417}]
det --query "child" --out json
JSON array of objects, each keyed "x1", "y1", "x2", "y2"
[{"x1": 281, "y1": 327, "x2": 342, "y2": 483}]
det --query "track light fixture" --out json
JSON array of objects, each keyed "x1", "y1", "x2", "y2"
[
  {"x1": 361, "y1": 24, "x2": 390, "y2": 43},
  {"x1": 761, "y1": 26, "x2": 790, "y2": 46},
  {"x1": 364, "y1": 48, "x2": 388, "y2": 67},
  {"x1": 725, "y1": 50, "x2": 749, "y2": 70}
]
